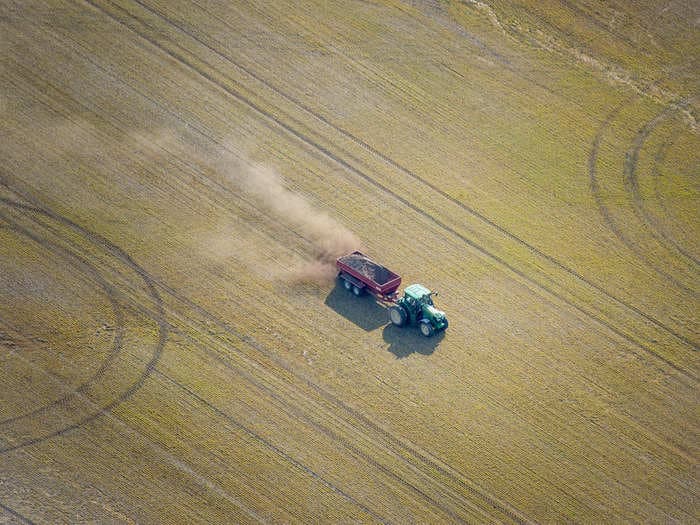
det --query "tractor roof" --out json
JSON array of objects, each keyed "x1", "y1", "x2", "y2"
[{"x1": 404, "y1": 283, "x2": 432, "y2": 300}]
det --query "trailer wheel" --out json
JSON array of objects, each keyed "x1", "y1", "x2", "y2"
[
  {"x1": 343, "y1": 278, "x2": 352, "y2": 291},
  {"x1": 389, "y1": 305, "x2": 407, "y2": 326},
  {"x1": 420, "y1": 320, "x2": 435, "y2": 337},
  {"x1": 352, "y1": 285, "x2": 363, "y2": 296}
]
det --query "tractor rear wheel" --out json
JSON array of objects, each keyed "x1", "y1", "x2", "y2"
[
  {"x1": 420, "y1": 320, "x2": 435, "y2": 337},
  {"x1": 389, "y1": 305, "x2": 407, "y2": 326}
]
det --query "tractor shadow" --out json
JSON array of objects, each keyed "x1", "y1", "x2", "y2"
[
  {"x1": 382, "y1": 324, "x2": 445, "y2": 359},
  {"x1": 324, "y1": 283, "x2": 388, "y2": 331}
]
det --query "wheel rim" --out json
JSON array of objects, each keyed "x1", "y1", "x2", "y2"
[{"x1": 343, "y1": 279, "x2": 352, "y2": 290}]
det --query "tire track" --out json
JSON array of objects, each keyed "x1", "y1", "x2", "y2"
[
  {"x1": 0, "y1": 213, "x2": 126, "y2": 427},
  {"x1": 0, "y1": 196, "x2": 168, "y2": 454},
  {"x1": 651, "y1": 123, "x2": 700, "y2": 266},
  {"x1": 627, "y1": 97, "x2": 700, "y2": 269},
  {"x1": 590, "y1": 92, "x2": 698, "y2": 293},
  {"x1": 1, "y1": 332, "x2": 265, "y2": 524},
  {"x1": 153, "y1": 369, "x2": 392, "y2": 525},
  {"x1": 0, "y1": 502, "x2": 34, "y2": 525},
  {"x1": 622, "y1": 97, "x2": 698, "y2": 293},
  {"x1": 89, "y1": 0, "x2": 698, "y2": 375}
]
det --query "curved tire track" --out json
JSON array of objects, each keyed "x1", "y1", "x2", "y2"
[
  {"x1": 590, "y1": 96, "x2": 691, "y2": 292},
  {"x1": 0, "y1": 217, "x2": 126, "y2": 427},
  {"x1": 622, "y1": 97, "x2": 698, "y2": 292},
  {"x1": 631, "y1": 98, "x2": 700, "y2": 268},
  {"x1": 0, "y1": 196, "x2": 168, "y2": 454},
  {"x1": 651, "y1": 125, "x2": 700, "y2": 266}
]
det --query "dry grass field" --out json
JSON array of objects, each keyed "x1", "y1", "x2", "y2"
[{"x1": 1, "y1": 0, "x2": 698, "y2": 523}]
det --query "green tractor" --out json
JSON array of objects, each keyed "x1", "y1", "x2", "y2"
[{"x1": 388, "y1": 284, "x2": 448, "y2": 337}]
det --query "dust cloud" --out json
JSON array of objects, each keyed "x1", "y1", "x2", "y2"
[
  {"x1": 18, "y1": 114, "x2": 361, "y2": 285},
  {"x1": 215, "y1": 153, "x2": 362, "y2": 285}
]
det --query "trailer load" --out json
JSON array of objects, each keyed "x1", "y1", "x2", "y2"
[
  {"x1": 336, "y1": 251, "x2": 448, "y2": 337},
  {"x1": 336, "y1": 251, "x2": 402, "y2": 300}
]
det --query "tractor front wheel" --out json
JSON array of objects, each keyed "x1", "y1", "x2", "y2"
[
  {"x1": 419, "y1": 320, "x2": 435, "y2": 337},
  {"x1": 389, "y1": 305, "x2": 407, "y2": 326}
]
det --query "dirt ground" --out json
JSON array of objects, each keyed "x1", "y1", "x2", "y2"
[{"x1": 1, "y1": 1, "x2": 698, "y2": 523}]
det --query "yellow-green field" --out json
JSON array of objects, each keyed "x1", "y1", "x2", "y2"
[{"x1": 1, "y1": 1, "x2": 698, "y2": 523}]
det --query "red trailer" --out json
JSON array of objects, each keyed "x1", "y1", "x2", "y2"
[{"x1": 336, "y1": 251, "x2": 402, "y2": 301}]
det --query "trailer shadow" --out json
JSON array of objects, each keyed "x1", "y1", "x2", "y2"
[
  {"x1": 382, "y1": 324, "x2": 444, "y2": 358},
  {"x1": 324, "y1": 284, "x2": 388, "y2": 331}
]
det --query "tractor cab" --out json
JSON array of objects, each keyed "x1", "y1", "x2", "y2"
[
  {"x1": 404, "y1": 283, "x2": 435, "y2": 305},
  {"x1": 389, "y1": 283, "x2": 448, "y2": 336}
]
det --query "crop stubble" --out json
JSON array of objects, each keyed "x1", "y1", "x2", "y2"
[{"x1": 1, "y1": 0, "x2": 697, "y2": 523}]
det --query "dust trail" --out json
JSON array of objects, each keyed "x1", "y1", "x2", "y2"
[
  {"x1": 216, "y1": 153, "x2": 362, "y2": 284},
  {"x1": 21, "y1": 115, "x2": 362, "y2": 284}
]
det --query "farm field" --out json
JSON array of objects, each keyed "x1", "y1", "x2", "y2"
[{"x1": 1, "y1": 0, "x2": 698, "y2": 523}]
